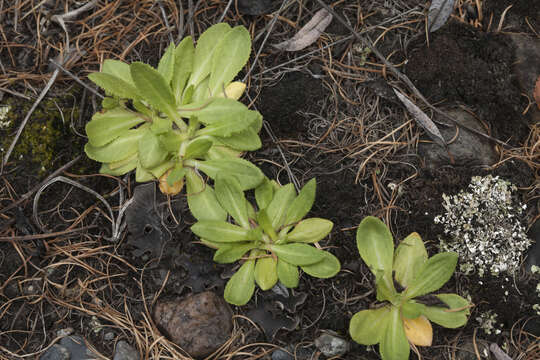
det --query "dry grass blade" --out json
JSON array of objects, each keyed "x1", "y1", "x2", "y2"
[
  {"x1": 428, "y1": 0, "x2": 457, "y2": 32},
  {"x1": 273, "y1": 8, "x2": 332, "y2": 51},
  {"x1": 489, "y1": 343, "x2": 512, "y2": 360},
  {"x1": 393, "y1": 88, "x2": 447, "y2": 148},
  {"x1": 534, "y1": 75, "x2": 540, "y2": 110}
]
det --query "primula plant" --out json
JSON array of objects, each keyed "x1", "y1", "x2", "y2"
[
  {"x1": 190, "y1": 176, "x2": 341, "y2": 305},
  {"x1": 84, "y1": 23, "x2": 263, "y2": 202},
  {"x1": 349, "y1": 217, "x2": 471, "y2": 360}
]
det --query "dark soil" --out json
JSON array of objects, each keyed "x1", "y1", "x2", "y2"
[{"x1": 406, "y1": 20, "x2": 529, "y2": 143}]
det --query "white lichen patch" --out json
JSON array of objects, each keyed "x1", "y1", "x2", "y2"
[
  {"x1": 435, "y1": 175, "x2": 531, "y2": 277},
  {"x1": 533, "y1": 265, "x2": 540, "y2": 315},
  {"x1": 476, "y1": 310, "x2": 502, "y2": 335},
  {"x1": 0, "y1": 105, "x2": 10, "y2": 129}
]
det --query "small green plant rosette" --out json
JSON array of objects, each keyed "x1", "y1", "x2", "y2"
[
  {"x1": 84, "y1": 23, "x2": 263, "y2": 192},
  {"x1": 191, "y1": 177, "x2": 341, "y2": 305},
  {"x1": 349, "y1": 216, "x2": 472, "y2": 360}
]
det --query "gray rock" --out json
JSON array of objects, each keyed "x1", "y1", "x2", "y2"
[
  {"x1": 113, "y1": 341, "x2": 140, "y2": 360},
  {"x1": 418, "y1": 106, "x2": 498, "y2": 168},
  {"x1": 59, "y1": 335, "x2": 99, "y2": 360},
  {"x1": 104, "y1": 332, "x2": 115, "y2": 341},
  {"x1": 314, "y1": 332, "x2": 350, "y2": 357},
  {"x1": 272, "y1": 349, "x2": 293, "y2": 360},
  {"x1": 455, "y1": 339, "x2": 492, "y2": 359},
  {"x1": 525, "y1": 218, "x2": 540, "y2": 273},
  {"x1": 40, "y1": 344, "x2": 70, "y2": 360},
  {"x1": 153, "y1": 291, "x2": 233, "y2": 358},
  {"x1": 22, "y1": 278, "x2": 42, "y2": 296}
]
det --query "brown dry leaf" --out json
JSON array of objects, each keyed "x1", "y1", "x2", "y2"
[
  {"x1": 393, "y1": 88, "x2": 447, "y2": 148},
  {"x1": 273, "y1": 8, "x2": 332, "y2": 51},
  {"x1": 159, "y1": 169, "x2": 184, "y2": 195},
  {"x1": 534, "y1": 75, "x2": 540, "y2": 110},
  {"x1": 403, "y1": 315, "x2": 433, "y2": 346}
]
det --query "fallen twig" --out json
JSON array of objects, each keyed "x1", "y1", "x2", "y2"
[{"x1": 0, "y1": 156, "x2": 81, "y2": 215}]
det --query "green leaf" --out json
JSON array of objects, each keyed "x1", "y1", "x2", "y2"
[
  {"x1": 375, "y1": 271, "x2": 398, "y2": 303},
  {"x1": 159, "y1": 131, "x2": 185, "y2": 152},
  {"x1": 215, "y1": 175, "x2": 249, "y2": 228},
  {"x1": 187, "y1": 158, "x2": 263, "y2": 190},
  {"x1": 213, "y1": 243, "x2": 256, "y2": 264},
  {"x1": 224, "y1": 258, "x2": 255, "y2": 306},
  {"x1": 209, "y1": 26, "x2": 251, "y2": 96},
  {"x1": 181, "y1": 84, "x2": 194, "y2": 105},
  {"x1": 356, "y1": 216, "x2": 395, "y2": 297},
  {"x1": 205, "y1": 144, "x2": 243, "y2": 159},
  {"x1": 215, "y1": 127, "x2": 261, "y2": 151},
  {"x1": 254, "y1": 256, "x2": 278, "y2": 291},
  {"x1": 101, "y1": 97, "x2": 119, "y2": 109},
  {"x1": 132, "y1": 100, "x2": 153, "y2": 117},
  {"x1": 247, "y1": 201, "x2": 256, "y2": 220},
  {"x1": 286, "y1": 218, "x2": 333, "y2": 243},
  {"x1": 195, "y1": 108, "x2": 258, "y2": 137},
  {"x1": 86, "y1": 107, "x2": 146, "y2": 147},
  {"x1": 150, "y1": 116, "x2": 172, "y2": 134},
  {"x1": 167, "y1": 165, "x2": 186, "y2": 186},
  {"x1": 130, "y1": 62, "x2": 177, "y2": 117},
  {"x1": 270, "y1": 243, "x2": 325, "y2": 266},
  {"x1": 100, "y1": 157, "x2": 137, "y2": 176},
  {"x1": 404, "y1": 252, "x2": 458, "y2": 299},
  {"x1": 301, "y1": 251, "x2": 340, "y2": 278},
  {"x1": 185, "y1": 168, "x2": 227, "y2": 221},
  {"x1": 184, "y1": 138, "x2": 213, "y2": 159},
  {"x1": 188, "y1": 23, "x2": 232, "y2": 88},
  {"x1": 401, "y1": 300, "x2": 427, "y2": 319},
  {"x1": 179, "y1": 98, "x2": 249, "y2": 125},
  {"x1": 285, "y1": 178, "x2": 316, "y2": 225},
  {"x1": 172, "y1": 36, "x2": 194, "y2": 104},
  {"x1": 393, "y1": 232, "x2": 428, "y2": 288},
  {"x1": 191, "y1": 77, "x2": 210, "y2": 102},
  {"x1": 138, "y1": 131, "x2": 168, "y2": 169},
  {"x1": 380, "y1": 306, "x2": 410, "y2": 360},
  {"x1": 349, "y1": 307, "x2": 391, "y2": 345},
  {"x1": 200, "y1": 238, "x2": 224, "y2": 249},
  {"x1": 191, "y1": 220, "x2": 251, "y2": 243},
  {"x1": 88, "y1": 72, "x2": 140, "y2": 100},
  {"x1": 85, "y1": 127, "x2": 146, "y2": 163},
  {"x1": 135, "y1": 161, "x2": 154, "y2": 182},
  {"x1": 102, "y1": 59, "x2": 135, "y2": 86},
  {"x1": 267, "y1": 183, "x2": 296, "y2": 229},
  {"x1": 423, "y1": 294, "x2": 471, "y2": 328},
  {"x1": 157, "y1": 43, "x2": 175, "y2": 84},
  {"x1": 257, "y1": 209, "x2": 277, "y2": 240},
  {"x1": 277, "y1": 259, "x2": 299, "y2": 288},
  {"x1": 255, "y1": 178, "x2": 274, "y2": 210},
  {"x1": 148, "y1": 160, "x2": 174, "y2": 179}
]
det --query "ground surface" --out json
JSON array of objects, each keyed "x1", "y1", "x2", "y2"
[{"x1": 0, "y1": 1, "x2": 539, "y2": 359}]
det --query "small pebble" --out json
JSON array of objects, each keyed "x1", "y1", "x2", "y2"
[
  {"x1": 39, "y1": 344, "x2": 70, "y2": 360},
  {"x1": 56, "y1": 328, "x2": 74, "y2": 337},
  {"x1": 153, "y1": 291, "x2": 233, "y2": 357},
  {"x1": 113, "y1": 340, "x2": 140, "y2": 360},
  {"x1": 314, "y1": 332, "x2": 350, "y2": 357},
  {"x1": 272, "y1": 349, "x2": 293, "y2": 360},
  {"x1": 104, "y1": 332, "x2": 115, "y2": 341}
]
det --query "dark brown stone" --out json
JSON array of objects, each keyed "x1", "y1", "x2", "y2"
[
  {"x1": 418, "y1": 106, "x2": 498, "y2": 168},
  {"x1": 153, "y1": 291, "x2": 233, "y2": 358}
]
